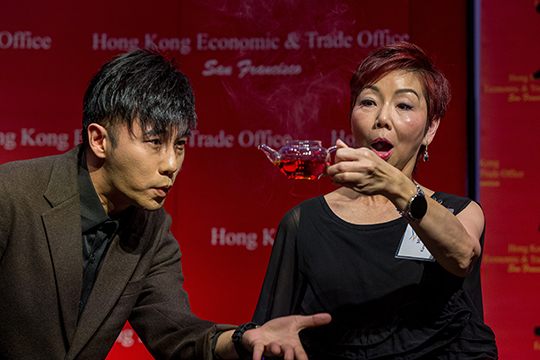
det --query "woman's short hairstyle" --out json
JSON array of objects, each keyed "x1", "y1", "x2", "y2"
[
  {"x1": 350, "y1": 42, "x2": 451, "y2": 128},
  {"x1": 82, "y1": 49, "x2": 197, "y2": 146}
]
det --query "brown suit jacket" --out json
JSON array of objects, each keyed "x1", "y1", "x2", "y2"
[{"x1": 0, "y1": 145, "x2": 233, "y2": 359}]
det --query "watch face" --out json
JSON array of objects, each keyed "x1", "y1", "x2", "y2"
[{"x1": 410, "y1": 194, "x2": 428, "y2": 219}]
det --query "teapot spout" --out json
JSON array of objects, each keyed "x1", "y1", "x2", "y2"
[{"x1": 258, "y1": 144, "x2": 279, "y2": 163}]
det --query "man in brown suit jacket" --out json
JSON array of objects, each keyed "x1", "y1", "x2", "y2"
[{"x1": 0, "y1": 49, "x2": 330, "y2": 360}]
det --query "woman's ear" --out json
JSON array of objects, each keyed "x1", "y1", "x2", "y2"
[
  {"x1": 87, "y1": 123, "x2": 109, "y2": 159},
  {"x1": 424, "y1": 118, "x2": 440, "y2": 146}
]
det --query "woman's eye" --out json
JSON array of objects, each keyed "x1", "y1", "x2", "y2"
[
  {"x1": 397, "y1": 103, "x2": 413, "y2": 110},
  {"x1": 360, "y1": 99, "x2": 375, "y2": 107}
]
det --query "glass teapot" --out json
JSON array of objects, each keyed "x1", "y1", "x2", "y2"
[{"x1": 258, "y1": 140, "x2": 336, "y2": 180}]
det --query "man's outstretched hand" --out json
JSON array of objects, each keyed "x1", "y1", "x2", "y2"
[{"x1": 244, "y1": 313, "x2": 332, "y2": 360}]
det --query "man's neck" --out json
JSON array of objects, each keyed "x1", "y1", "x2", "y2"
[{"x1": 84, "y1": 146, "x2": 127, "y2": 215}]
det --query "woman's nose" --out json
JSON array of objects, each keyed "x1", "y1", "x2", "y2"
[{"x1": 375, "y1": 105, "x2": 392, "y2": 129}]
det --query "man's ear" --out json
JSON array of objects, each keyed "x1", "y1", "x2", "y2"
[{"x1": 87, "y1": 123, "x2": 109, "y2": 159}]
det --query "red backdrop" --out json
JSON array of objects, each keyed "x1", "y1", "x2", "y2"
[
  {"x1": 3, "y1": 1, "x2": 519, "y2": 359},
  {"x1": 480, "y1": 1, "x2": 540, "y2": 358}
]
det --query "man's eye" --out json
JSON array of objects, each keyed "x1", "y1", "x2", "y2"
[
  {"x1": 149, "y1": 139, "x2": 162, "y2": 146},
  {"x1": 176, "y1": 140, "x2": 186, "y2": 148}
]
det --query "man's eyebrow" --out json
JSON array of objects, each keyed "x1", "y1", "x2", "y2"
[
  {"x1": 172, "y1": 128, "x2": 192, "y2": 142},
  {"x1": 143, "y1": 128, "x2": 192, "y2": 138},
  {"x1": 143, "y1": 129, "x2": 158, "y2": 136}
]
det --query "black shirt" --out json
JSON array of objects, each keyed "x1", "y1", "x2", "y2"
[
  {"x1": 252, "y1": 193, "x2": 497, "y2": 359},
  {"x1": 78, "y1": 150, "x2": 119, "y2": 320}
]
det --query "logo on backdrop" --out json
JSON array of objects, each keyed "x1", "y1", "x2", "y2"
[
  {"x1": 115, "y1": 328, "x2": 143, "y2": 348},
  {"x1": 211, "y1": 227, "x2": 276, "y2": 251},
  {"x1": 92, "y1": 33, "x2": 192, "y2": 55},
  {"x1": 0, "y1": 128, "x2": 82, "y2": 151},
  {"x1": 92, "y1": 29, "x2": 408, "y2": 54},
  {"x1": 0, "y1": 128, "x2": 352, "y2": 152},
  {"x1": 0, "y1": 30, "x2": 52, "y2": 50},
  {"x1": 187, "y1": 129, "x2": 354, "y2": 149},
  {"x1": 91, "y1": 29, "x2": 408, "y2": 78}
]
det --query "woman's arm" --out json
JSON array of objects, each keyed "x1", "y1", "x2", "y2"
[
  {"x1": 327, "y1": 140, "x2": 483, "y2": 277},
  {"x1": 400, "y1": 185, "x2": 483, "y2": 277}
]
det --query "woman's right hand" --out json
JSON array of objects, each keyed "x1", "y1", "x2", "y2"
[{"x1": 326, "y1": 139, "x2": 411, "y2": 203}]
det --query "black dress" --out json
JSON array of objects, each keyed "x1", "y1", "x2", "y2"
[{"x1": 252, "y1": 192, "x2": 497, "y2": 359}]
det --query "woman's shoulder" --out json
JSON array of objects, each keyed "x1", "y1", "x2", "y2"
[
  {"x1": 286, "y1": 195, "x2": 326, "y2": 218},
  {"x1": 428, "y1": 190, "x2": 473, "y2": 215},
  {"x1": 279, "y1": 196, "x2": 324, "y2": 228}
]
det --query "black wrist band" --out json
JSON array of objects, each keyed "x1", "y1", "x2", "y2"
[{"x1": 232, "y1": 322, "x2": 259, "y2": 360}]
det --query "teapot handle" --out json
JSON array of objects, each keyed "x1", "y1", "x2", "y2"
[{"x1": 326, "y1": 146, "x2": 338, "y2": 166}]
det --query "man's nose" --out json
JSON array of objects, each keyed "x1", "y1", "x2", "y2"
[{"x1": 159, "y1": 147, "x2": 179, "y2": 176}]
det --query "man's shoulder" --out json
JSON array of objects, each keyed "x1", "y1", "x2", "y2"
[
  {"x1": 0, "y1": 146, "x2": 79, "y2": 173},
  {"x1": 0, "y1": 146, "x2": 81, "y2": 193}
]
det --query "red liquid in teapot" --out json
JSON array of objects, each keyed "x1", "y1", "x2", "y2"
[{"x1": 274, "y1": 159, "x2": 327, "y2": 180}]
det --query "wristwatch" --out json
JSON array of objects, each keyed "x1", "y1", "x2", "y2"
[
  {"x1": 232, "y1": 322, "x2": 259, "y2": 360},
  {"x1": 397, "y1": 183, "x2": 427, "y2": 222}
]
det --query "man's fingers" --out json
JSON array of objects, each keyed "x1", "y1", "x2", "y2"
[
  {"x1": 311, "y1": 312, "x2": 332, "y2": 326},
  {"x1": 293, "y1": 345, "x2": 309, "y2": 360},
  {"x1": 248, "y1": 314, "x2": 330, "y2": 360},
  {"x1": 282, "y1": 345, "x2": 295, "y2": 360},
  {"x1": 296, "y1": 313, "x2": 332, "y2": 330},
  {"x1": 268, "y1": 342, "x2": 282, "y2": 355},
  {"x1": 251, "y1": 344, "x2": 264, "y2": 360}
]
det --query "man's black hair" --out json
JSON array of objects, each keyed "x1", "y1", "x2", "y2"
[{"x1": 82, "y1": 49, "x2": 197, "y2": 145}]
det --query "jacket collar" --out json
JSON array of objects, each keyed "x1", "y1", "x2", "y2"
[
  {"x1": 42, "y1": 145, "x2": 85, "y2": 348},
  {"x1": 41, "y1": 145, "x2": 144, "y2": 358}
]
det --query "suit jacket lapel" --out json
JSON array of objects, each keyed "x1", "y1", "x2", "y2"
[
  {"x1": 42, "y1": 146, "x2": 84, "y2": 346},
  {"x1": 68, "y1": 210, "x2": 144, "y2": 358},
  {"x1": 42, "y1": 146, "x2": 145, "y2": 358}
]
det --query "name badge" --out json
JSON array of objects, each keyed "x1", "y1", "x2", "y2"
[{"x1": 395, "y1": 224, "x2": 435, "y2": 262}]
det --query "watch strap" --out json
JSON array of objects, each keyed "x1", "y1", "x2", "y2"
[
  {"x1": 397, "y1": 182, "x2": 427, "y2": 222},
  {"x1": 232, "y1": 322, "x2": 259, "y2": 360}
]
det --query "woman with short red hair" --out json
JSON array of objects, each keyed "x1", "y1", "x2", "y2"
[{"x1": 253, "y1": 42, "x2": 498, "y2": 359}]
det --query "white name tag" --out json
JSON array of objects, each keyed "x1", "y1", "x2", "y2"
[{"x1": 395, "y1": 224, "x2": 435, "y2": 262}]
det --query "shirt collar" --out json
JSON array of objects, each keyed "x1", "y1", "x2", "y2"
[{"x1": 78, "y1": 148, "x2": 111, "y2": 233}]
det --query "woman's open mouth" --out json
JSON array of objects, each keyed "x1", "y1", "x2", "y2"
[{"x1": 371, "y1": 138, "x2": 394, "y2": 160}]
